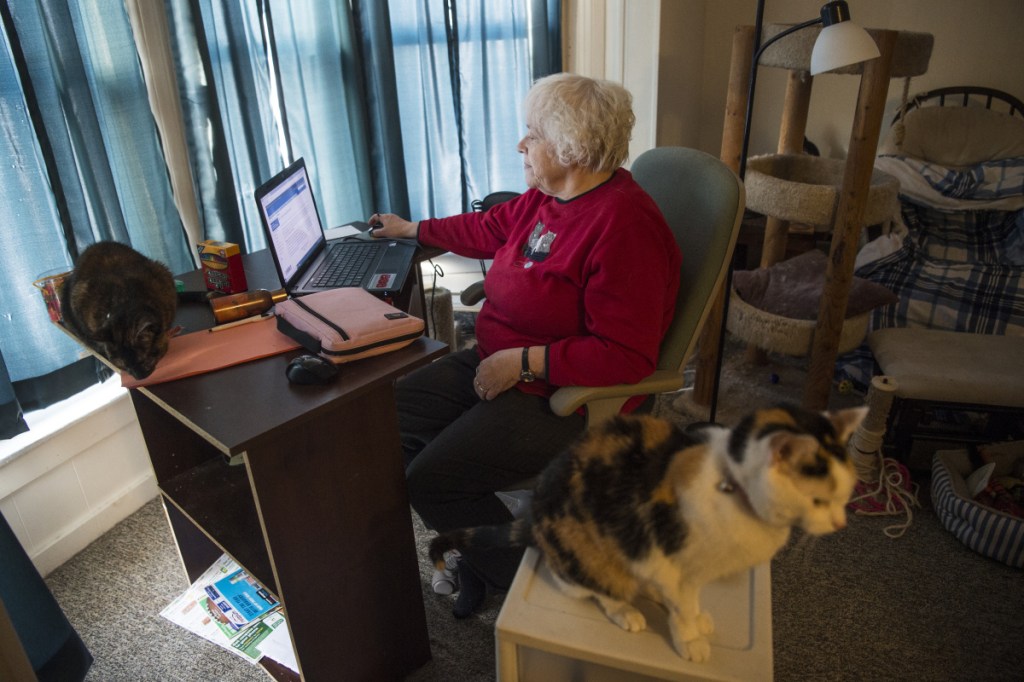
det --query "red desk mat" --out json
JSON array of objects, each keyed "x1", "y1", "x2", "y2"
[{"x1": 122, "y1": 316, "x2": 301, "y2": 388}]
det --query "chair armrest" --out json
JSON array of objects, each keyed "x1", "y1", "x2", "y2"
[
  {"x1": 548, "y1": 369, "x2": 687, "y2": 423},
  {"x1": 460, "y1": 280, "x2": 486, "y2": 306}
]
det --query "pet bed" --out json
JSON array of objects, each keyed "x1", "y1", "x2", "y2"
[
  {"x1": 932, "y1": 444, "x2": 1024, "y2": 568},
  {"x1": 729, "y1": 250, "x2": 898, "y2": 356},
  {"x1": 838, "y1": 86, "x2": 1024, "y2": 390}
]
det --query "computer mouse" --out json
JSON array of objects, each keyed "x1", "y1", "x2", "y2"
[{"x1": 286, "y1": 354, "x2": 339, "y2": 385}]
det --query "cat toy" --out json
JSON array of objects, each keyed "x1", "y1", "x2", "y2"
[{"x1": 846, "y1": 375, "x2": 920, "y2": 537}]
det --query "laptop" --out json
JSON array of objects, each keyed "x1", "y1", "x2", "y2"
[{"x1": 255, "y1": 157, "x2": 416, "y2": 297}]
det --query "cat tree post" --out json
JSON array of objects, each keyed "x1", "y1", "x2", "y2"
[
  {"x1": 803, "y1": 30, "x2": 898, "y2": 409},
  {"x1": 719, "y1": 26, "x2": 756, "y2": 173},
  {"x1": 693, "y1": 24, "x2": 755, "y2": 410},
  {"x1": 761, "y1": 70, "x2": 814, "y2": 268},
  {"x1": 746, "y1": 69, "x2": 814, "y2": 365}
]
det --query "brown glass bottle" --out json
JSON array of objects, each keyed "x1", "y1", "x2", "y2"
[{"x1": 210, "y1": 288, "x2": 288, "y2": 323}]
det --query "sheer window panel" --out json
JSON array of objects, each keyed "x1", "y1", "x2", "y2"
[{"x1": 388, "y1": 0, "x2": 542, "y2": 220}]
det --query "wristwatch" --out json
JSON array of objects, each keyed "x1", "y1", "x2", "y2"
[{"x1": 519, "y1": 347, "x2": 536, "y2": 382}]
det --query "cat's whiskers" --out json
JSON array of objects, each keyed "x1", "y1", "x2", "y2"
[{"x1": 783, "y1": 529, "x2": 822, "y2": 568}]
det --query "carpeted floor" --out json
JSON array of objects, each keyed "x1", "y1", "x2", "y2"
[{"x1": 45, "y1": 335, "x2": 1024, "y2": 681}]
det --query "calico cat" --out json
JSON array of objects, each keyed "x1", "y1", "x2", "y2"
[
  {"x1": 429, "y1": 403, "x2": 866, "y2": 663},
  {"x1": 59, "y1": 241, "x2": 178, "y2": 380}
]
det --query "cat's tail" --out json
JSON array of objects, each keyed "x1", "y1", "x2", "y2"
[{"x1": 428, "y1": 519, "x2": 532, "y2": 570}]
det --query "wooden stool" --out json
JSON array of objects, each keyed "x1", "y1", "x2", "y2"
[
  {"x1": 495, "y1": 548, "x2": 773, "y2": 681},
  {"x1": 868, "y1": 328, "x2": 1024, "y2": 460}
]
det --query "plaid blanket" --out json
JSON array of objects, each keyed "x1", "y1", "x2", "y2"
[
  {"x1": 875, "y1": 155, "x2": 1024, "y2": 212},
  {"x1": 914, "y1": 156, "x2": 1024, "y2": 201},
  {"x1": 837, "y1": 193, "x2": 1024, "y2": 391},
  {"x1": 901, "y1": 202, "x2": 1024, "y2": 265}
]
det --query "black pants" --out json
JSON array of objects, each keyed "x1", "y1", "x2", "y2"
[{"x1": 398, "y1": 348, "x2": 585, "y2": 590}]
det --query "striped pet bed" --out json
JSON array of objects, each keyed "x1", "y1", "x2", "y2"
[{"x1": 932, "y1": 448, "x2": 1024, "y2": 568}]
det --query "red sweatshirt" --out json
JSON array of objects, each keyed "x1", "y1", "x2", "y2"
[{"x1": 418, "y1": 168, "x2": 681, "y2": 404}]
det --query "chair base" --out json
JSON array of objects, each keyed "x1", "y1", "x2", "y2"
[{"x1": 495, "y1": 548, "x2": 773, "y2": 682}]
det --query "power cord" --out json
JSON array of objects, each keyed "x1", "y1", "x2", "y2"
[{"x1": 425, "y1": 260, "x2": 444, "y2": 340}]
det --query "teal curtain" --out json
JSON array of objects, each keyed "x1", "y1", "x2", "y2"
[
  {"x1": 390, "y1": 0, "x2": 561, "y2": 218},
  {"x1": 169, "y1": 0, "x2": 560, "y2": 250},
  {"x1": 0, "y1": 0, "x2": 190, "y2": 438},
  {"x1": 169, "y1": 0, "x2": 408, "y2": 252}
]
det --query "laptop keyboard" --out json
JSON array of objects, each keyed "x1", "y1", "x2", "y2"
[{"x1": 310, "y1": 243, "x2": 375, "y2": 288}]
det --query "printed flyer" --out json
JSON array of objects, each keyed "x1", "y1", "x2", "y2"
[
  {"x1": 160, "y1": 554, "x2": 296, "y2": 674},
  {"x1": 204, "y1": 568, "x2": 279, "y2": 631}
]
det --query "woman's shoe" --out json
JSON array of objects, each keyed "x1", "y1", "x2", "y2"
[
  {"x1": 431, "y1": 550, "x2": 460, "y2": 595},
  {"x1": 452, "y1": 559, "x2": 486, "y2": 618}
]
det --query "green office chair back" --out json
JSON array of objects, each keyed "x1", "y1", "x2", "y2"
[
  {"x1": 636, "y1": 147, "x2": 744, "y2": 373},
  {"x1": 549, "y1": 147, "x2": 745, "y2": 424}
]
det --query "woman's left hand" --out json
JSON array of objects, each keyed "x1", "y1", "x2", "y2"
[{"x1": 474, "y1": 348, "x2": 521, "y2": 401}]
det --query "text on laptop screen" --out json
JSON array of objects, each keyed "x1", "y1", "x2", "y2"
[{"x1": 259, "y1": 165, "x2": 323, "y2": 283}]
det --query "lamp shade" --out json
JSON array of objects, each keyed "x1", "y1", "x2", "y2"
[{"x1": 810, "y1": 20, "x2": 880, "y2": 75}]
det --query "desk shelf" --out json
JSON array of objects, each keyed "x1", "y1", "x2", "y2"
[{"x1": 160, "y1": 457, "x2": 275, "y2": 593}]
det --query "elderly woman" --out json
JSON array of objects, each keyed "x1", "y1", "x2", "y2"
[{"x1": 370, "y1": 73, "x2": 681, "y2": 618}]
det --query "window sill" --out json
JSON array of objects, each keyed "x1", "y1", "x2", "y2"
[{"x1": 0, "y1": 375, "x2": 127, "y2": 467}]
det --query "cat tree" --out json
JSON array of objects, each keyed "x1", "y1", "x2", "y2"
[{"x1": 693, "y1": 24, "x2": 933, "y2": 411}]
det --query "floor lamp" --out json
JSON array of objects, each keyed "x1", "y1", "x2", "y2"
[{"x1": 707, "y1": 0, "x2": 879, "y2": 422}]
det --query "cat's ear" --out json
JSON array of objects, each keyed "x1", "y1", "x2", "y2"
[
  {"x1": 133, "y1": 320, "x2": 160, "y2": 343},
  {"x1": 768, "y1": 431, "x2": 819, "y2": 466},
  {"x1": 823, "y1": 406, "x2": 869, "y2": 444}
]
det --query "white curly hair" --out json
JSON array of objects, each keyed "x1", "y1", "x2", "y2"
[{"x1": 523, "y1": 73, "x2": 635, "y2": 173}]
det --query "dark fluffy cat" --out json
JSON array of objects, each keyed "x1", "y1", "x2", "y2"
[
  {"x1": 59, "y1": 241, "x2": 177, "y2": 380},
  {"x1": 429, "y1": 403, "x2": 866, "y2": 662}
]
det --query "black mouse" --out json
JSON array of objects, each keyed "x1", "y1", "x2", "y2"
[{"x1": 286, "y1": 354, "x2": 339, "y2": 385}]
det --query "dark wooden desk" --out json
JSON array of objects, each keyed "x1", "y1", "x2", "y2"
[{"x1": 135, "y1": 252, "x2": 447, "y2": 680}]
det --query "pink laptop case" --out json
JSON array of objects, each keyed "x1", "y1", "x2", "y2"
[{"x1": 275, "y1": 288, "x2": 424, "y2": 364}]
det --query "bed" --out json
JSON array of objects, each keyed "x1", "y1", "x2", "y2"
[{"x1": 837, "y1": 86, "x2": 1024, "y2": 391}]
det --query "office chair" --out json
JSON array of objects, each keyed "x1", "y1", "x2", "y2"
[{"x1": 464, "y1": 146, "x2": 745, "y2": 428}]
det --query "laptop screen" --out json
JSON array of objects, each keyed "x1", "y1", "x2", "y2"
[{"x1": 256, "y1": 159, "x2": 325, "y2": 288}]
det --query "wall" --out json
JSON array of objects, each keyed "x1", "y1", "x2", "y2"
[
  {"x1": 565, "y1": 0, "x2": 1024, "y2": 161},
  {"x1": 564, "y1": 0, "x2": 662, "y2": 166},
  {"x1": 658, "y1": 0, "x2": 1024, "y2": 159},
  {"x1": 0, "y1": 380, "x2": 156, "y2": 577},
  {"x1": 656, "y1": 0, "x2": 706, "y2": 149}
]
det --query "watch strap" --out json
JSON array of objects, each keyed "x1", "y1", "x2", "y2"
[{"x1": 520, "y1": 346, "x2": 536, "y2": 382}]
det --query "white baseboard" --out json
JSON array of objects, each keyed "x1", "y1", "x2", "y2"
[{"x1": 32, "y1": 472, "x2": 158, "y2": 577}]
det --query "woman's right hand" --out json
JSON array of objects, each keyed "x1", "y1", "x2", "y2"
[{"x1": 368, "y1": 212, "x2": 419, "y2": 240}]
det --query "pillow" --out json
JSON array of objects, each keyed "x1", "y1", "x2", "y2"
[
  {"x1": 880, "y1": 106, "x2": 1024, "y2": 167},
  {"x1": 733, "y1": 250, "x2": 898, "y2": 320}
]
